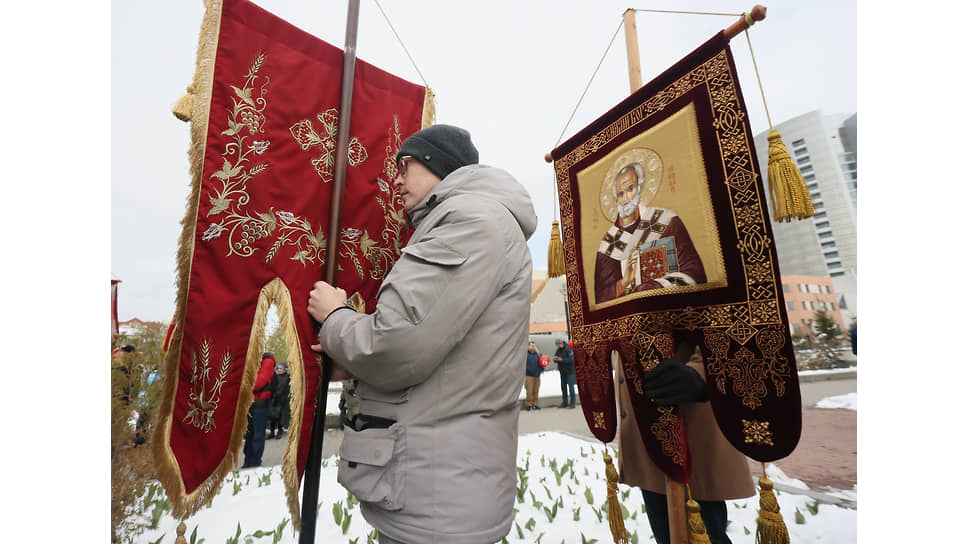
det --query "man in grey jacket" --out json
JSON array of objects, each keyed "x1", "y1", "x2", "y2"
[{"x1": 308, "y1": 124, "x2": 537, "y2": 544}]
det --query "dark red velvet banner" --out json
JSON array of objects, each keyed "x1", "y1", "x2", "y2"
[
  {"x1": 551, "y1": 32, "x2": 801, "y2": 484},
  {"x1": 153, "y1": 0, "x2": 426, "y2": 520}
]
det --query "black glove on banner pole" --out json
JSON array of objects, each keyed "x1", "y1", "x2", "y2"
[{"x1": 300, "y1": 1, "x2": 359, "y2": 542}]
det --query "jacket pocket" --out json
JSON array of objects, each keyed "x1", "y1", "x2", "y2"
[
  {"x1": 337, "y1": 424, "x2": 406, "y2": 511},
  {"x1": 380, "y1": 239, "x2": 467, "y2": 325}
]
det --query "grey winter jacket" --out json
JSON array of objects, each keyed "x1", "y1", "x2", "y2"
[{"x1": 318, "y1": 164, "x2": 537, "y2": 543}]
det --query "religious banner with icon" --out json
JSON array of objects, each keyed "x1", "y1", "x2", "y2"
[
  {"x1": 152, "y1": 0, "x2": 430, "y2": 525},
  {"x1": 549, "y1": 32, "x2": 801, "y2": 483}
]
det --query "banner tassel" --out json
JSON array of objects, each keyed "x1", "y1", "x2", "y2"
[
  {"x1": 685, "y1": 485, "x2": 712, "y2": 544},
  {"x1": 548, "y1": 220, "x2": 566, "y2": 278},
  {"x1": 421, "y1": 86, "x2": 436, "y2": 129},
  {"x1": 603, "y1": 450, "x2": 629, "y2": 544},
  {"x1": 755, "y1": 466, "x2": 790, "y2": 544},
  {"x1": 172, "y1": 84, "x2": 195, "y2": 122},
  {"x1": 766, "y1": 130, "x2": 814, "y2": 222}
]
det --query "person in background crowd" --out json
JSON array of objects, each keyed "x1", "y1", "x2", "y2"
[
  {"x1": 267, "y1": 360, "x2": 291, "y2": 439},
  {"x1": 617, "y1": 335, "x2": 753, "y2": 544},
  {"x1": 554, "y1": 338, "x2": 576, "y2": 408},
  {"x1": 242, "y1": 352, "x2": 275, "y2": 467},
  {"x1": 524, "y1": 341, "x2": 543, "y2": 411}
]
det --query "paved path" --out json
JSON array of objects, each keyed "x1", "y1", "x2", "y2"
[{"x1": 255, "y1": 375, "x2": 857, "y2": 495}]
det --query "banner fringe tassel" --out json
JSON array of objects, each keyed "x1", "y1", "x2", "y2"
[
  {"x1": 603, "y1": 450, "x2": 630, "y2": 544},
  {"x1": 766, "y1": 130, "x2": 814, "y2": 222},
  {"x1": 548, "y1": 220, "x2": 566, "y2": 278},
  {"x1": 172, "y1": 84, "x2": 195, "y2": 122},
  {"x1": 686, "y1": 497, "x2": 712, "y2": 543},
  {"x1": 421, "y1": 86, "x2": 436, "y2": 128},
  {"x1": 755, "y1": 472, "x2": 791, "y2": 544}
]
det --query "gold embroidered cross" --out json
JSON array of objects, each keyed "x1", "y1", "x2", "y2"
[
  {"x1": 636, "y1": 209, "x2": 668, "y2": 237},
  {"x1": 290, "y1": 108, "x2": 368, "y2": 183},
  {"x1": 602, "y1": 230, "x2": 627, "y2": 254}
]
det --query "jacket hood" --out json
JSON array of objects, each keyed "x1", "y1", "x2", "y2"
[{"x1": 407, "y1": 164, "x2": 537, "y2": 241}]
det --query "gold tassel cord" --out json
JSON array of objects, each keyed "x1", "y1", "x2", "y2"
[
  {"x1": 766, "y1": 131, "x2": 814, "y2": 222},
  {"x1": 743, "y1": 27, "x2": 814, "y2": 222},
  {"x1": 755, "y1": 468, "x2": 791, "y2": 544},
  {"x1": 174, "y1": 522, "x2": 188, "y2": 544},
  {"x1": 548, "y1": 220, "x2": 566, "y2": 278},
  {"x1": 421, "y1": 86, "x2": 436, "y2": 129},
  {"x1": 172, "y1": 84, "x2": 195, "y2": 122},
  {"x1": 685, "y1": 485, "x2": 712, "y2": 544},
  {"x1": 603, "y1": 450, "x2": 630, "y2": 544}
]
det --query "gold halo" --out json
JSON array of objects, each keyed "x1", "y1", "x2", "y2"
[{"x1": 599, "y1": 148, "x2": 663, "y2": 222}]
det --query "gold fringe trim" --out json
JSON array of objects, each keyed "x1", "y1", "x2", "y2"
[
  {"x1": 547, "y1": 220, "x2": 566, "y2": 278},
  {"x1": 755, "y1": 472, "x2": 791, "y2": 544},
  {"x1": 603, "y1": 450, "x2": 630, "y2": 544},
  {"x1": 257, "y1": 278, "x2": 309, "y2": 532},
  {"x1": 421, "y1": 86, "x2": 436, "y2": 129},
  {"x1": 766, "y1": 130, "x2": 814, "y2": 222},
  {"x1": 152, "y1": 0, "x2": 231, "y2": 521},
  {"x1": 686, "y1": 498, "x2": 712, "y2": 544},
  {"x1": 172, "y1": 84, "x2": 195, "y2": 122}
]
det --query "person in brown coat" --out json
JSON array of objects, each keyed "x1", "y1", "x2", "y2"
[{"x1": 616, "y1": 341, "x2": 753, "y2": 544}]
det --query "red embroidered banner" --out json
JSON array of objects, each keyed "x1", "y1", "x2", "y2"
[
  {"x1": 550, "y1": 32, "x2": 801, "y2": 483},
  {"x1": 111, "y1": 279, "x2": 120, "y2": 337},
  {"x1": 153, "y1": 0, "x2": 427, "y2": 523}
]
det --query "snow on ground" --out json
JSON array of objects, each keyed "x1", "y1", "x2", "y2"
[
  {"x1": 815, "y1": 392, "x2": 857, "y2": 410},
  {"x1": 132, "y1": 432, "x2": 856, "y2": 544}
]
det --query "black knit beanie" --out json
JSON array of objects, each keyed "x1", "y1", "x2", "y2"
[{"x1": 395, "y1": 124, "x2": 479, "y2": 181}]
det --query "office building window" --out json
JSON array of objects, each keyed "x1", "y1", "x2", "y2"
[
  {"x1": 800, "y1": 165, "x2": 814, "y2": 174},
  {"x1": 792, "y1": 138, "x2": 806, "y2": 147},
  {"x1": 797, "y1": 156, "x2": 811, "y2": 165},
  {"x1": 802, "y1": 301, "x2": 810, "y2": 310},
  {"x1": 783, "y1": 284, "x2": 791, "y2": 293},
  {"x1": 786, "y1": 302, "x2": 795, "y2": 311}
]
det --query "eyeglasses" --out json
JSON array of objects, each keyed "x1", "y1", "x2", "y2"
[{"x1": 396, "y1": 155, "x2": 414, "y2": 180}]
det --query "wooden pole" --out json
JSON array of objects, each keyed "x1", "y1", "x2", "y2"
[
  {"x1": 299, "y1": 1, "x2": 360, "y2": 542},
  {"x1": 622, "y1": 9, "x2": 643, "y2": 93},
  {"x1": 724, "y1": 5, "x2": 767, "y2": 40},
  {"x1": 623, "y1": 11, "x2": 687, "y2": 542}
]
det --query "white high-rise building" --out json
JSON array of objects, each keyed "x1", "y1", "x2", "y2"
[{"x1": 753, "y1": 110, "x2": 857, "y2": 321}]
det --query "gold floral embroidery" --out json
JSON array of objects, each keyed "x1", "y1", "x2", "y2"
[
  {"x1": 651, "y1": 406, "x2": 686, "y2": 466},
  {"x1": 593, "y1": 411, "x2": 606, "y2": 430},
  {"x1": 742, "y1": 419, "x2": 774, "y2": 446},
  {"x1": 183, "y1": 339, "x2": 231, "y2": 433},
  {"x1": 201, "y1": 52, "x2": 408, "y2": 280},
  {"x1": 290, "y1": 108, "x2": 368, "y2": 183}
]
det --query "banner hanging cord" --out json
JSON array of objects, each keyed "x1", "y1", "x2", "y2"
[
  {"x1": 553, "y1": 18, "x2": 625, "y2": 150},
  {"x1": 633, "y1": 8, "x2": 743, "y2": 17},
  {"x1": 744, "y1": 27, "x2": 774, "y2": 130},
  {"x1": 372, "y1": 0, "x2": 430, "y2": 88}
]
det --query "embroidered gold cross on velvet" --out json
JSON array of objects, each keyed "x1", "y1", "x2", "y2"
[
  {"x1": 636, "y1": 209, "x2": 668, "y2": 237},
  {"x1": 603, "y1": 230, "x2": 628, "y2": 254},
  {"x1": 290, "y1": 108, "x2": 368, "y2": 183}
]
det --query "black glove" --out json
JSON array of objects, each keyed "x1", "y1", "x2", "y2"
[{"x1": 643, "y1": 358, "x2": 708, "y2": 406}]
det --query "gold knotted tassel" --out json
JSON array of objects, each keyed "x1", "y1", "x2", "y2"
[
  {"x1": 548, "y1": 220, "x2": 566, "y2": 278},
  {"x1": 172, "y1": 84, "x2": 195, "y2": 122},
  {"x1": 174, "y1": 521, "x2": 188, "y2": 544},
  {"x1": 766, "y1": 130, "x2": 814, "y2": 222},
  {"x1": 685, "y1": 485, "x2": 712, "y2": 544},
  {"x1": 742, "y1": 26, "x2": 814, "y2": 223},
  {"x1": 421, "y1": 86, "x2": 436, "y2": 129},
  {"x1": 755, "y1": 465, "x2": 790, "y2": 544},
  {"x1": 603, "y1": 450, "x2": 629, "y2": 544}
]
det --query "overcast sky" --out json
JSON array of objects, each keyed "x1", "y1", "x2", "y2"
[{"x1": 110, "y1": 0, "x2": 857, "y2": 322}]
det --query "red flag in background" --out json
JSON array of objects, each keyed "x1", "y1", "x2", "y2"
[
  {"x1": 153, "y1": 0, "x2": 429, "y2": 524},
  {"x1": 111, "y1": 279, "x2": 120, "y2": 337}
]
